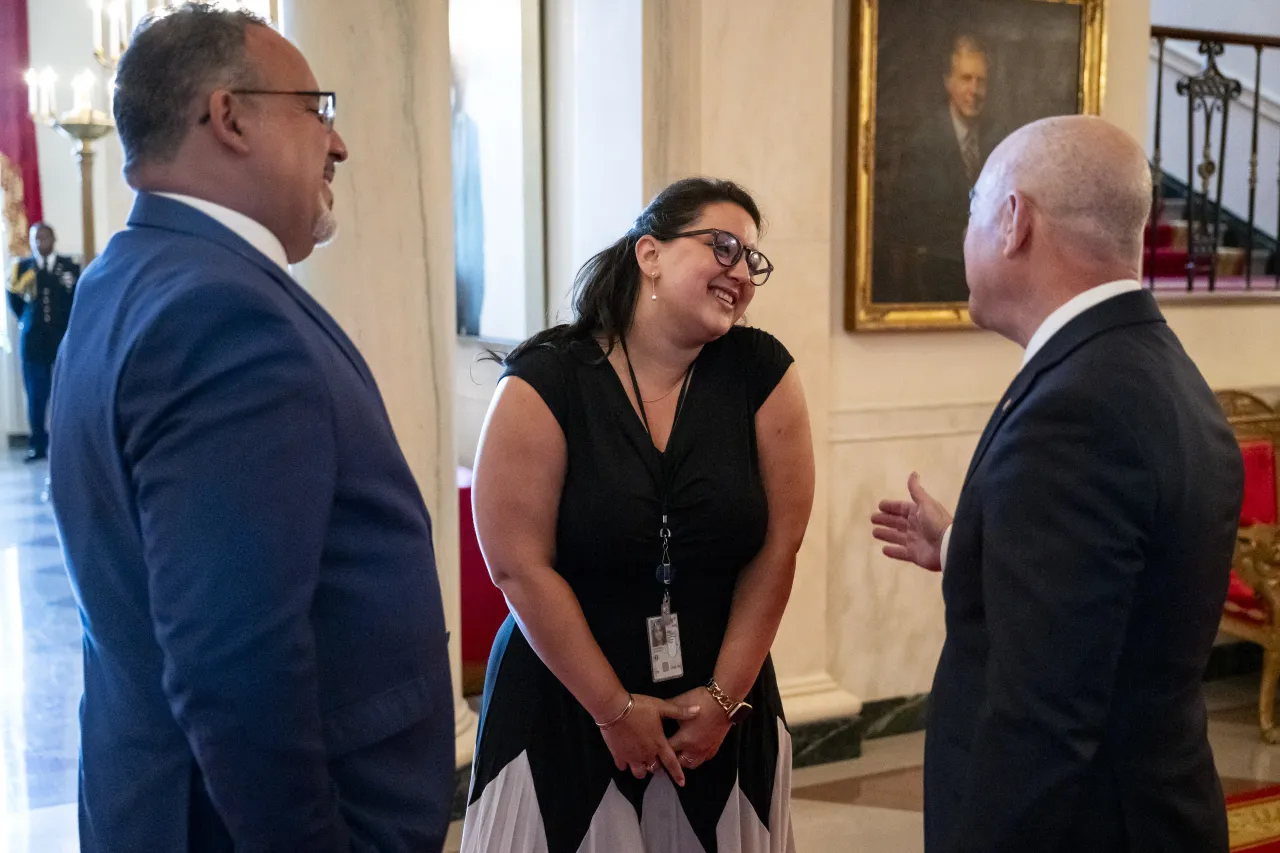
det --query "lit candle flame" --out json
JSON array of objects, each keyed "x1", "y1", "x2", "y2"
[
  {"x1": 39, "y1": 68, "x2": 58, "y2": 121},
  {"x1": 72, "y1": 70, "x2": 97, "y2": 119},
  {"x1": 89, "y1": 0, "x2": 103, "y2": 58},
  {"x1": 108, "y1": 1, "x2": 126, "y2": 61},
  {"x1": 24, "y1": 69, "x2": 39, "y2": 120}
]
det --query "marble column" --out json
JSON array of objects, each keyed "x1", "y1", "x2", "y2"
[
  {"x1": 644, "y1": 0, "x2": 862, "y2": 727},
  {"x1": 282, "y1": 0, "x2": 478, "y2": 767},
  {"x1": 101, "y1": 137, "x2": 134, "y2": 240}
]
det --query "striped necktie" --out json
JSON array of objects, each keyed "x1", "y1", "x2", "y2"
[{"x1": 962, "y1": 131, "x2": 980, "y2": 184}]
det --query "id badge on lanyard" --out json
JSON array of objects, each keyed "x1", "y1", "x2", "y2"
[
  {"x1": 621, "y1": 336, "x2": 693, "y2": 684},
  {"x1": 648, "y1": 521, "x2": 684, "y2": 682}
]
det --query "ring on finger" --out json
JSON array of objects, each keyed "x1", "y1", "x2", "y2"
[
  {"x1": 645, "y1": 761, "x2": 658, "y2": 773},
  {"x1": 681, "y1": 754, "x2": 695, "y2": 766}
]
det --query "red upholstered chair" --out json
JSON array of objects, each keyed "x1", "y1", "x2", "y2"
[
  {"x1": 458, "y1": 467, "x2": 511, "y2": 696},
  {"x1": 1216, "y1": 391, "x2": 1280, "y2": 742}
]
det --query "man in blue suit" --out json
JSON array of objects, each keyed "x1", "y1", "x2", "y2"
[
  {"x1": 50, "y1": 5, "x2": 454, "y2": 851},
  {"x1": 873, "y1": 117, "x2": 1240, "y2": 852}
]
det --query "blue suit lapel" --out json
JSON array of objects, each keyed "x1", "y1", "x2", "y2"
[
  {"x1": 961, "y1": 291, "x2": 1166, "y2": 489},
  {"x1": 127, "y1": 193, "x2": 374, "y2": 387}
]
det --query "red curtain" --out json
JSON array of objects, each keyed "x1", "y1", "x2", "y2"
[{"x1": 0, "y1": 0, "x2": 42, "y2": 258}]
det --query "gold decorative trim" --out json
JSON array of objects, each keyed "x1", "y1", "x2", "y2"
[
  {"x1": 1228, "y1": 790, "x2": 1280, "y2": 849},
  {"x1": 844, "y1": 0, "x2": 1108, "y2": 332},
  {"x1": 1156, "y1": 290, "x2": 1280, "y2": 307},
  {"x1": 1216, "y1": 390, "x2": 1280, "y2": 744},
  {"x1": 0, "y1": 153, "x2": 30, "y2": 260},
  {"x1": 7, "y1": 267, "x2": 34, "y2": 299}
]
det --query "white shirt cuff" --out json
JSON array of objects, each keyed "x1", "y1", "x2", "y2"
[{"x1": 939, "y1": 525, "x2": 953, "y2": 572}]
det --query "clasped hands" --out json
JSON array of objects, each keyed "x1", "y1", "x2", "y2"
[{"x1": 597, "y1": 687, "x2": 731, "y2": 788}]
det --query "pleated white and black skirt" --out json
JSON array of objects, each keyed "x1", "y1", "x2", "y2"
[{"x1": 460, "y1": 619, "x2": 795, "y2": 853}]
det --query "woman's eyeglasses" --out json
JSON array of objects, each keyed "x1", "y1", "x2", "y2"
[{"x1": 671, "y1": 229, "x2": 773, "y2": 286}]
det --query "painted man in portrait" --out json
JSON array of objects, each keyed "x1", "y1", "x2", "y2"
[{"x1": 880, "y1": 33, "x2": 1001, "y2": 304}]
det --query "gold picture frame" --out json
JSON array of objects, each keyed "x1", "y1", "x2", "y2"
[{"x1": 844, "y1": 0, "x2": 1107, "y2": 332}]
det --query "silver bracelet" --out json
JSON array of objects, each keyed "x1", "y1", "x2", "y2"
[{"x1": 596, "y1": 694, "x2": 634, "y2": 730}]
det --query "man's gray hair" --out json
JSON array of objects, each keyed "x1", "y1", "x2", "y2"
[
  {"x1": 946, "y1": 33, "x2": 988, "y2": 76},
  {"x1": 952, "y1": 34, "x2": 987, "y2": 56},
  {"x1": 113, "y1": 2, "x2": 266, "y2": 172}
]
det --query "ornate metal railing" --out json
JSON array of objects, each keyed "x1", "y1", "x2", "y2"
[{"x1": 1149, "y1": 26, "x2": 1280, "y2": 292}]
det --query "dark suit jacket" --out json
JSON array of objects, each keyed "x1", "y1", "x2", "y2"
[
  {"x1": 50, "y1": 193, "x2": 454, "y2": 852},
  {"x1": 926, "y1": 291, "x2": 1242, "y2": 853},
  {"x1": 8, "y1": 254, "x2": 78, "y2": 363},
  {"x1": 877, "y1": 107, "x2": 999, "y2": 304}
]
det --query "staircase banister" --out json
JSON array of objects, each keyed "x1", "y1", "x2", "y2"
[{"x1": 1151, "y1": 25, "x2": 1280, "y2": 51}]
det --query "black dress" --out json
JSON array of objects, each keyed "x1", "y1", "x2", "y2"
[{"x1": 461, "y1": 326, "x2": 796, "y2": 853}]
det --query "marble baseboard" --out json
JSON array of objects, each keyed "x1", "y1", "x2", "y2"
[
  {"x1": 859, "y1": 693, "x2": 930, "y2": 741},
  {"x1": 801, "y1": 640, "x2": 1261, "y2": 773},
  {"x1": 791, "y1": 712, "x2": 863, "y2": 769}
]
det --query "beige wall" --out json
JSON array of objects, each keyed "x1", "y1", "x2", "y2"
[
  {"x1": 836, "y1": 0, "x2": 1280, "y2": 701},
  {"x1": 456, "y1": 339, "x2": 504, "y2": 469},
  {"x1": 828, "y1": 0, "x2": 1152, "y2": 701},
  {"x1": 832, "y1": 0, "x2": 1280, "y2": 701},
  {"x1": 283, "y1": 0, "x2": 478, "y2": 765},
  {"x1": 647, "y1": 0, "x2": 1280, "y2": 708},
  {"x1": 645, "y1": 0, "x2": 862, "y2": 720}
]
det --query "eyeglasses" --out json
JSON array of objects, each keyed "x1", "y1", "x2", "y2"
[
  {"x1": 671, "y1": 229, "x2": 773, "y2": 286},
  {"x1": 198, "y1": 90, "x2": 337, "y2": 130}
]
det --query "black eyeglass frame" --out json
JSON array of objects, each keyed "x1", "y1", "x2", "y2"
[
  {"x1": 670, "y1": 228, "x2": 774, "y2": 286},
  {"x1": 198, "y1": 89, "x2": 337, "y2": 129}
]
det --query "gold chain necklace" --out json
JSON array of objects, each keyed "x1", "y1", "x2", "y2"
[{"x1": 641, "y1": 377, "x2": 685, "y2": 404}]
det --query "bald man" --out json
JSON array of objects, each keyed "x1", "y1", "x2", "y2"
[{"x1": 873, "y1": 116, "x2": 1242, "y2": 852}]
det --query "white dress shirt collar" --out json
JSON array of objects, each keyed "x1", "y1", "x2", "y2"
[
  {"x1": 1020, "y1": 279, "x2": 1143, "y2": 368},
  {"x1": 38, "y1": 253, "x2": 54, "y2": 272},
  {"x1": 154, "y1": 192, "x2": 290, "y2": 274},
  {"x1": 939, "y1": 279, "x2": 1145, "y2": 573}
]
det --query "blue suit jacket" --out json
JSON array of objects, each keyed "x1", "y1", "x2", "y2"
[
  {"x1": 925, "y1": 292, "x2": 1240, "y2": 853},
  {"x1": 50, "y1": 193, "x2": 454, "y2": 852}
]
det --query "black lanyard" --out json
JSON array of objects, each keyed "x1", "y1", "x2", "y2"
[{"x1": 619, "y1": 336, "x2": 694, "y2": 602}]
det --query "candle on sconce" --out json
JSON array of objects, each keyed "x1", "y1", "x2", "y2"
[
  {"x1": 39, "y1": 68, "x2": 58, "y2": 121},
  {"x1": 90, "y1": 0, "x2": 104, "y2": 58},
  {"x1": 108, "y1": 1, "x2": 125, "y2": 61},
  {"x1": 72, "y1": 70, "x2": 96, "y2": 119},
  {"x1": 25, "y1": 69, "x2": 39, "y2": 120}
]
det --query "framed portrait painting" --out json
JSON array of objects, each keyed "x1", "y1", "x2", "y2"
[{"x1": 845, "y1": 0, "x2": 1106, "y2": 331}]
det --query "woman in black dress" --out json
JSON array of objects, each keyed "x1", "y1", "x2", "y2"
[{"x1": 461, "y1": 179, "x2": 814, "y2": 853}]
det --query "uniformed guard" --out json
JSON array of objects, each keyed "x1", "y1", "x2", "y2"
[{"x1": 8, "y1": 223, "x2": 78, "y2": 462}]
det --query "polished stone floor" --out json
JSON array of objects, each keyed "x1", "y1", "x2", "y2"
[
  {"x1": 4, "y1": 448, "x2": 1280, "y2": 851},
  {"x1": 1, "y1": 454, "x2": 81, "y2": 853}
]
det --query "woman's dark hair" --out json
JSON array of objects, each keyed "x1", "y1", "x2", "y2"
[{"x1": 500, "y1": 177, "x2": 762, "y2": 365}]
